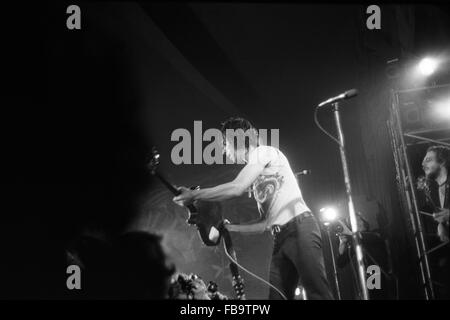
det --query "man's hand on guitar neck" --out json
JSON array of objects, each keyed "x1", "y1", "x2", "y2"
[{"x1": 173, "y1": 186, "x2": 195, "y2": 207}]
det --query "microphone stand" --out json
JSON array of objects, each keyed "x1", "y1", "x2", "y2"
[
  {"x1": 332, "y1": 102, "x2": 369, "y2": 300},
  {"x1": 326, "y1": 225, "x2": 342, "y2": 300}
]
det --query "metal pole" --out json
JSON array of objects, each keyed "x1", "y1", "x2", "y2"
[
  {"x1": 391, "y1": 91, "x2": 435, "y2": 299},
  {"x1": 332, "y1": 102, "x2": 369, "y2": 300},
  {"x1": 326, "y1": 227, "x2": 342, "y2": 300}
]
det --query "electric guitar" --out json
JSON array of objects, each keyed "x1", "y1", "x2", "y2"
[{"x1": 147, "y1": 148, "x2": 246, "y2": 299}]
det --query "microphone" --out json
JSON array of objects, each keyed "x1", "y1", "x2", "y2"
[
  {"x1": 295, "y1": 170, "x2": 311, "y2": 176},
  {"x1": 318, "y1": 89, "x2": 358, "y2": 107}
]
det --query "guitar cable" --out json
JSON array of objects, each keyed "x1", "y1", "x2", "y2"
[{"x1": 222, "y1": 241, "x2": 288, "y2": 300}]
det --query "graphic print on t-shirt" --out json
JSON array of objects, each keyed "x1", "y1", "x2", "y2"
[{"x1": 253, "y1": 172, "x2": 284, "y2": 220}]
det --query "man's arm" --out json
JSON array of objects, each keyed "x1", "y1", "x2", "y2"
[
  {"x1": 173, "y1": 156, "x2": 268, "y2": 204},
  {"x1": 338, "y1": 235, "x2": 349, "y2": 255},
  {"x1": 433, "y1": 208, "x2": 449, "y2": 224},
  {"x1": 337, "y1": 236, "x2": 351, "y2": 268},
  {"x1": 193, "y1": 162, "x2": 264, "y2": 201},
  {"x1": 226, "y1": 220, "x2": 268, "y2": 234}
]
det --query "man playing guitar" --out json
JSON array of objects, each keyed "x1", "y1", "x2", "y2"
[
  {"x1": 173, "y1": 117, "x2": 333, "y2": 300},
  {"x1": 421, "y1": 145, "x2": 450, "y2": 242},
  {"x1": 419, "y1": 145, "x2": 450, "y2": 299}
]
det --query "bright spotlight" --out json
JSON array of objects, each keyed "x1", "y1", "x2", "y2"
[
  {"x1": 418, "y1": 57, "x2": 438, "y2": 76},
  {"x1": 433, "y1": 98, "x2": 450, "y2": 119},
  {"x1": 320, "y1": 207, "x2": 338, "y2": 223},
  {"x1": 295, "y1": 287, "x2": 301, "y2": 296}
]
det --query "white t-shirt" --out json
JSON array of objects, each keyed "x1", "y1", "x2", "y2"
[{"x1": 248, "y1": 145, "x2": 311, "y2": 228}]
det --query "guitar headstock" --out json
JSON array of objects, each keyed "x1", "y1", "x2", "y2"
[
  {"x1": 147, "y1": 147, "x2": 160, "y2": 175},
  {"x1": 230, "y1": 263, "x2": 246, "y2": 300},
  {"x1": 232, "y1": 275, "x2": 246, "y2": 300}
]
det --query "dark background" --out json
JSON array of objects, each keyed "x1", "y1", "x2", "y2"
[{"x1": 1, "y1": 2, "x2": 449, "y2": 299}]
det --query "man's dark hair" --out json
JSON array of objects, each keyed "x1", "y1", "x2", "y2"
[
  {"x1": 220, "y1": 117, "x2": 258, "y2": 150},
  {"x1": 427, "y1": 145, "x2": 450, "y2": 170}
]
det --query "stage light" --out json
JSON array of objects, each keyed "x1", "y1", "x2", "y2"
[
  {"x1": 320, "y1": 207, "x2": 338, "y2": 224},
  {"x1": 295, "y1": 287, "x2": 301, "y2": 296},
  {"x1": 433, "y1": 97, "x2": 450, "y2": 119},
  {"x1": 417, "y1": 57, "x2": 438, "y2": 76}
]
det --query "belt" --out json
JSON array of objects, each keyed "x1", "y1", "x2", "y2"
[{"x1": 270, "y1": 211, "x2": 314, "y2": 236}]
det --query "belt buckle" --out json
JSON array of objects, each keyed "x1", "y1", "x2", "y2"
[{"x1": 272, "y1": 225, "x2": 281, "y2": 236}]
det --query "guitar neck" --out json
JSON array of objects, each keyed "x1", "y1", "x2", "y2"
[
  {"x1": 153, "y1": 170, "x2": 199, "y2": 214},
  {"x1": 153, "y1": 171, "x2": 181, "y2": 196},
  {"x1": 222, "y1": 229, "x2": 246, "y2": 299}
]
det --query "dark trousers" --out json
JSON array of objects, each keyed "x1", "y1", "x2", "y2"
[{"x1": 269, "y1": 214, "x2": 334, "y2": 300}]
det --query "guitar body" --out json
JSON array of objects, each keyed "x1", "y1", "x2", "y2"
[{"x1": 188, "y1": 199, "x2": 223, "y2": 246}]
